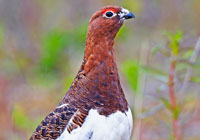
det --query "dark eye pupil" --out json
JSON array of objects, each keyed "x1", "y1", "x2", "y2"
[{"x1": 106, "y1": 12, "x2": 113, "y2": 17}]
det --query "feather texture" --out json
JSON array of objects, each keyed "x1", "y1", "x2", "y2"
[{"x1": 30, "y1": 6, "x2": 134, "y2": 140}]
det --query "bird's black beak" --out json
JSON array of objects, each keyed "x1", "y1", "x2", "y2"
[{"x1": 124, "y1": 12, "x2": 135, "y2": 19}]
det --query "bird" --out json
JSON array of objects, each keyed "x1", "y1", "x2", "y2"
[{"x1": 30, "y1": 6, "x2": 135, "y2": 140}]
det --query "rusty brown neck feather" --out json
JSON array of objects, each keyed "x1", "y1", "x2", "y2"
[
  {"x1": 83, "y1": 32, "x2": 115, "y2": 74},
  {"x1": 61, "y1": 15, "x2": 128, "y2": 116},
  {"x1": 68, "y1": 24, "x2": 128, "y2": 115}
]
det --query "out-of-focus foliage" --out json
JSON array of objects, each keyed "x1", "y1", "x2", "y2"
[
  {"x1": 38, "y1": 23, "x2": 87, "y2": 74},
  {"x1": 0, "y1": 24, "x2": 3, "y2": 47},
  {"x1": 39, "y1": 29, "x2": 70, "y2": 72},
  {"x1": 122, "y1": 0, "x2": 142, "y2": 12},
  {"x1": 0, "y1": 0, "x2": 200, "y2": 140},
  {"x1": 164, "y1": 31, "x2": 182, "y2": 56},
  {"x1": 122, "y1": 60, "x2": 139, "y2": 92},
  {"x1": 12, "y1": 104, "x2": 34, "y2": 130},
  {"x1": 141, "y1": 65, "x2": 168, "y2": 82}
]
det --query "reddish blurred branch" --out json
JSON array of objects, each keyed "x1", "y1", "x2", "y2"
[
  {"x1": 169, "y1": 60, "x2": 176, "y2": 109},
  {"x1": 168, "y1": 59, "x2": 179, "y2": 140}
]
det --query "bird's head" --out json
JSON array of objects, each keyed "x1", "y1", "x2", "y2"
[{"x1": 87, "y1": 6, "x2": 135, "y2": 39}]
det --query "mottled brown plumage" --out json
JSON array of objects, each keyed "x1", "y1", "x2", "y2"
[{"x1": 30, "y1": 6, "x2": 134, "y2": 140}]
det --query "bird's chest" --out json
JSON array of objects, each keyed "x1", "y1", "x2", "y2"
[{"x1": 57, "y1": 108, "x2": 133, "y2": 140}]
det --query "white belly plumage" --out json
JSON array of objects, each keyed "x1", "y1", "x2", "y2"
[{"x1": 57, "y1": 108, "x2": 133, "y2": 140}]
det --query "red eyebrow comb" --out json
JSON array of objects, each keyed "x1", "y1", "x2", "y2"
[{"x1": 102, "y1": 8, "x2": 117, "y2": 14}]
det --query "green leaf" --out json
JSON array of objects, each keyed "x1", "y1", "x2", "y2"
[
  {"x1": 161, "y1": 98, "x2": 179, "y2": 119},
  {"x1": 163, "y1": 31, "x2": 183, "y2": 56},
  {"x1": 161, "y1": 97, "x2": 171, "y2": 110},
  {"x1": 173, "y1": 106, "x2": 180, "y2": 119},
  {"x1": 122, "y1": 60, "x2": 139, "y2": 92}
]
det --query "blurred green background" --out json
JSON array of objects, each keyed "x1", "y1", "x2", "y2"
[{"x1": 0, "y1": 0, "x2": 200, "y2": 140}]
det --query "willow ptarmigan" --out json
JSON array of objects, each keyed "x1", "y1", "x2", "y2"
[{"x1": 30, "y1": 6, "x2": 135, "y2": 140}]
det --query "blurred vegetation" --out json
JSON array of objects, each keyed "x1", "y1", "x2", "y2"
[
  {"x1": 0, "y1": 0, "x2": 200, "y2": 140},
  {"x1": 0, "y1": 24, "x2": 3, "y2": 46},
  {"x1": 122, "y1": 60, "x2": 140, "y2": 92},
  {"x1": 38, "y1": 23, "x2": 87, "y2": 74}
]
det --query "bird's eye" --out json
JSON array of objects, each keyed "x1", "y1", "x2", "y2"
[{"x1": 105, "y1": 11, "x2": 114, "y2": 18}]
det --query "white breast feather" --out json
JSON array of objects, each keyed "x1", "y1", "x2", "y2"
[{"x1": 57, "y1": 108, "x2": 133, "y2": 140}]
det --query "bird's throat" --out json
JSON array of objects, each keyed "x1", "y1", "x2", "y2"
[{"x1": 83, "y1": 33, "x2": 117, "y2": 74}]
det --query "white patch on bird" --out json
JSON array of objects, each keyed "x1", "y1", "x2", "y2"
[
  {"x1": 118, "y1": 8, "x2": 130, "y2": 20},
  {"x1": 56, "y1": 108, "x2": 133, "y2": 140},
  {"x1": 121, "y1": 8, "x2": 129, "y2": 14},
  {"x1": 56, "y1": 103, "x2": 69, "y2": 108}
]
